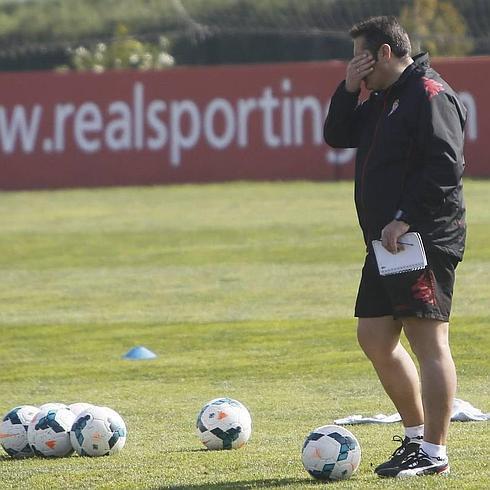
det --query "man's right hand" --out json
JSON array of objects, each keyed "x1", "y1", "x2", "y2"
[{"x1": 345, "y1": 52, "x2": 375, "y2": 93}]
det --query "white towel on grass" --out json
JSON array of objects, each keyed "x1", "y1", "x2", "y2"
[{"x1": 334, "y1": 398, "x2": 490, "y2": 425}]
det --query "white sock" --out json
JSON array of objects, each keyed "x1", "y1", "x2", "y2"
[
  {"x1": 421, "y1": 441, "x2": 447, "y2": 460},
  {"x1": 405, "y1": 424, "x2": 424, "y2": 440}
]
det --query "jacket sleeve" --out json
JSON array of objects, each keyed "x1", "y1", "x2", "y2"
[
  {"x1": 398, "y1": 88, "x2": 467, "y2": 222},
  {"x1": 324, "y1": 81, "x2": 370, "y2": 148}
]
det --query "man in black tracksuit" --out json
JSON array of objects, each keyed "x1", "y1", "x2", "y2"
[{"x1": 324, "y1": 16, "x2": 466, "y2": 478}]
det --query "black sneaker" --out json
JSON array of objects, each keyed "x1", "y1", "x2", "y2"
[
  {"x1": 374, "y1": 435, "x2": 422, "y2": 476},
  {"x1": 389, "y1": 448, "x2": 450, "y2": 478}
]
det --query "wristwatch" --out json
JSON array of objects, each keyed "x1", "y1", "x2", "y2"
[{"x1": 394, "y1": 209, "x2": 410, "y2": 224}]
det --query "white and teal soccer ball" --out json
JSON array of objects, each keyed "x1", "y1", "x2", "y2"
[
  {"x1": 27, "y1": 407, "x2": 76, "y2": 457},
  {"x1": 68, "y1": 402, "x2": 94, "y2": 417},
  {"x1": 70, "y1": 405, "x2": 127, "y2": 457},
  {"x1": 39, "y1": 402, "x2": 68, "y2": 411},
  {"x1": 0, "y1": 405, "x2": 40, "y2": 458},
  {"x1": 196, "y1": 398, "x2": 252, "y2": 450},
  {"x1": 302, "y1": 425, "x2": 361, "y2": 481}
]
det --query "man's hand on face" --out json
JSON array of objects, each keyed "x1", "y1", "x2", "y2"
[
  {"x1": 381, "y1": 220, "x2": 410, "y2": 254},
  {"x1": 345, "y1": 52, "x2": 375, "y2": 93}
]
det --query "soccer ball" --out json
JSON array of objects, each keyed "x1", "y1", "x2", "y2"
[
  {"x1": 70, "y1": 405, "x2": 127, "y2": 457},
  {"x1": 196, "y1": 397, "x2": 252, "y2": 450},
  {"x1": 39, "y1": 402, "x2": 68, "y2": 411},
  {"x1": 0, "y1": 405, "x2": 40, "y2": 458},
  {"x1": 68, "y1": 402, "x2": 93, "y2": 417},
  {"x1": 302, "y1": 425, "x2": 361, "y2": 481},
  {"x1": 27, "y1": 407, "x2": 75, "y2": 457}
]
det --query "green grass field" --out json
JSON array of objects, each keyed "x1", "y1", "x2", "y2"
[{"x1": 0, "y1": 180, "x2": 488, "y2": 489}]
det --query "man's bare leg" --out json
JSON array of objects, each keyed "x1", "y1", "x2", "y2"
[
  {"x1": 357, "y1": 316, "x2": 424, "y2": 426},
  {"x1": 403, "y1": 319, "x2": 456, "y2": 445}
]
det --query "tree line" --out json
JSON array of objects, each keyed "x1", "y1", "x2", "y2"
[{"x1": 0, "y1": 0, "x2": 481, "y2": 72}]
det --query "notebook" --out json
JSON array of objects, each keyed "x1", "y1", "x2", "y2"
[{"x1": 372, "y1": 232, "x2": 427, "y2": 276}]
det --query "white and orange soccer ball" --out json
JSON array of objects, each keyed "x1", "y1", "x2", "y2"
[
  {"x1": 70, "y1": 405, "x2": 127, "y2": 457},
  {"x1": 68, "y1": 402, "x2": 94, "y2": 417},
  {"x1": 27, "y1": 407, "x2": 75, "y2": 457},
  {"x1": 301, "y1": 424, "x2": 361, "y2": 481},
  {"x1": 0, "y1": 405, "x2": 40, "y2": 458},
  {"x1": 196, "y1": 397, "x2": 252, "y2": 450},
  {"x1": 39, "y1": 402, "x2": 68, "y2": 411}
]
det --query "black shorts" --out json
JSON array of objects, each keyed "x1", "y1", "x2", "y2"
[{"x1": 355, "y1": 249, "x2": 459, "y2": 322}]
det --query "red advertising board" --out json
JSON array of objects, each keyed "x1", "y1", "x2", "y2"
[{"x1": 0, "y1": 57, "x2": 488, "y2": 190}]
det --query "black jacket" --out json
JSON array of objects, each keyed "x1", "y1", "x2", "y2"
[{"x1": 324, "y1": 53, "x2": 466, "y2": 260}]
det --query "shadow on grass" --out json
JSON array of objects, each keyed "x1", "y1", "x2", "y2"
[
  {"x1": 157, "y1": 478, "x2": 319, "y2": 489},
  {"x1": 0, "y1": 455, "x2": 32, "y2": 462},
  {"x1": 160, "y1": 448, "x2": 208, "y2": 454}
]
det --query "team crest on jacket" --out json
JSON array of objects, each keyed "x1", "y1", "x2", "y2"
[
  {"x1": 422, "y1": 77, "x2": 444, "y2": 100},
  {"x1": 387, "y1": 99, "x2": 399, "y2": 116}
]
